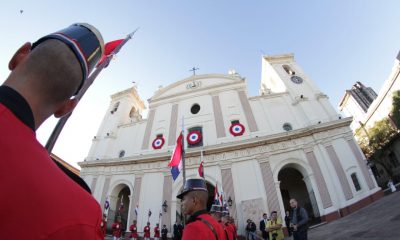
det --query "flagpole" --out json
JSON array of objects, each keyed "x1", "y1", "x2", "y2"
[
  {"x1": 45, "y1": 28, "x2": 139, "y2": 153},
  {"x1": 201, "y1": 149, "x2": 205, "y2": 179},
  {"x1": 181, "y1": 116, "x2": 186, "y2": 184}
]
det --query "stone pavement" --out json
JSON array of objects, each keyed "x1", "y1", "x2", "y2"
[{"x1": 308, "y1": 191, "x2": 400, "y2": 240}]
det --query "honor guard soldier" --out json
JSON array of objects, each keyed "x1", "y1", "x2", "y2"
[
  {"x1": 143, "y1": 222, "x2": 151, "y2": 240},
  {"x1": 0, "y1": 23, "x2": 104, "y2": 239},
  {"x1": 101, "y1": 214, "x2": 107, "y2": 236},
  {"x1": 177, "y1": 178, "x2": 227, "y2": 240},
  {"x1": 161, "y1": 224, "x2": 168, "y2": 240},
  {"x1": 129, "y1": 220, "x2": 139, "y2": 240},
  {"x1": 154, "y1": 223, "x2": 161, "y2": 240},
  {"x1": 112, "y1": 218, "x2": 123, "y2": 240}
]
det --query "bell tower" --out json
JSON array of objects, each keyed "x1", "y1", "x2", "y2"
[
  {"x1": 86, "y1": 86, "x2": 146, "y2": 160},
  {"x1": 260, "y1": 54, "x2": 339, "y2": 124}
]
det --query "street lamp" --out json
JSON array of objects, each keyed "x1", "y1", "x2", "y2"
[
  {"x1": 227, "y1": 196, "x2": 233, "y2": 207},
  {"x1": 162, "y1": 200, "x2": 168, "y2": 213}
]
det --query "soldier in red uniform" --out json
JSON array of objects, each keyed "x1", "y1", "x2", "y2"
[
  {"x1": 154, "y1": 223, "x2": 161, "y2": 240},
  {"x1": 143, "y1": 222, "x2": 151, "y2": 240},
  {"x1": 222, "y1": 214, "x2": 235, "y2": 240},
  {"x1": 100, "y1": 214, "x2": 107, "y2": 236},
  {"x1": 112, "y1": 218, "x2": 122, "y2": 240},
  {"x1": 229, "y1": 217, "x2": 238, "y2": 240},
  {"x1": 177, "y1": 178, "x2": 227, "y2": 240},
  {"x1": 129, "y1": 220, "x2": 139, "y2": 240},
  {"x1": 0, "y1": 23, "x2": 105, "y2": 239}
]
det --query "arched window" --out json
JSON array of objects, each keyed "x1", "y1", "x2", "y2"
[
  {"x1": 351, "y1": 173, "x2": 361, "y2": 191},
  {"x1": 282, "y1": 65, "x2": 295, "y2": 75},
  {"x1": 111, "y1": 102, "x2": 120, "y2": 114}
]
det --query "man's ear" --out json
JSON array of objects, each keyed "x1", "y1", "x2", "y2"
[
  {"x1": 54, "y1": 98, "x2": 78, "y2": 118},
  {"x1": 9, "y1": 42, "x2": 32, "y2": 70}
]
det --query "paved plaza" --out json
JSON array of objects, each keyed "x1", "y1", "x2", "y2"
[{"x1": 308, "y1": 191, "x2": 400, "y2": 240}]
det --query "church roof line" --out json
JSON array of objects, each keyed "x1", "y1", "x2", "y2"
[{"x1": 148, "y1": 73, "x2": 245, "y2": 104}]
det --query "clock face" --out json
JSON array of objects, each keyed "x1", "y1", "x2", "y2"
[{"x1": 291, "y1": 75, "x2": 303, "y2": 84}]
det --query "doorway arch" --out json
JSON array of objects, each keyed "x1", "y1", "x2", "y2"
[
  {"x1": 108, "y1": 184, "x2": 131, "y2": 231},
  {"x1": 278, "y1": 165, "x2": 321, "y2": 225}
]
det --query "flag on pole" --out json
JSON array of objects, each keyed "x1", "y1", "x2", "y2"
[
  {"x1": 97, "y1": 39, "x2": 124, "y2": 67},
  {"x1": 104, "y1": 196, "x2": 110, "y2": 210},
  {"x1": 198, "y1": 150, "x2": 204, "y2": 178},
  {"x1": 198, "y1": 161, "x2": 204, "y2": 178},
  {"x1": 169, "y1": 132, "x2": 183, "y2": 181},
  {"x1": 135, "y1": 205, "x2": 139, "y2": 216},
  {"x1": 219, "y1": 191, "x2": 224, "y2": 206},
  {"x1": 214, "y1": 183, "x2": 221, "y2": 205},
  {"x1": 119, "y1": 195, "x2": 124, "y2": 213}
]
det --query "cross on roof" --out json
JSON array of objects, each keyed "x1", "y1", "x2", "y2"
[{"x1": 189, "y1": 67, "x2": 199, "y2": 76}]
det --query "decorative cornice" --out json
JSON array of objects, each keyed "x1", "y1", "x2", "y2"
[{"x1": 80, "y1": 118, "x2": 353, "y2": 172}]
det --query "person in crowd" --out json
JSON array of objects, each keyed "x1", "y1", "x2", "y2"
[
  {"x1": 267, "y1": 211, "x2": 284, "y2": 240},
  {"x1": 143, "y1": 222, "x2": 151, "y2": 240},
  {"x1": 177, "y1": 178, "x2": 227, "y2": 240},
  {"x1": 161, "y1": 224, "x2": 168, "y2": 240},
  {"x1": 100, "y1": 214, "x2": 107, "y2": 236},
  {"x1": 129, "y1": 220, "x2": 139, "y2": 240},
  {"x1": 245, "y1": 219, "x2": 257, "y2": 240},
  {"x1": 112, "y1": 218, "x2": 122, "y2": 240},
  {"x1": 290, "y1": 198, "x2": 309, "y2": 240},
  {"x1": 228, "y1": 216, "x2": 238, "y2": 240},
  {"x1": 154, "y1": 223, "x2": 161, "y2": 240},
  {"x1": 387, "y1": 178, "x2": 397, "y2": 192},
  {"x1": 284, "y1": 210, "x2": 292, "y2": 237},
  {"x1": 260, "y1": 213, "x2": 269, "y2": 240},
  {"x1": 222, "y1": 214, "x2": 235, "y2": 240},
  {"x1": 0, "y1": 23, "x2": 105, "y2": 239}
]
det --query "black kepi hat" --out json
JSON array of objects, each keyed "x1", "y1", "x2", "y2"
[
  {"x1": 177, "y1": 178, "x2": 208, "y2": 199},
  {"x1": 31, "y1": 23, "x2": 105, "y2": 94}
]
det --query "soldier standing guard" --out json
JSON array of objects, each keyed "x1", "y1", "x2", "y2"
[
  {"x1": 143, "y1": 222, "x2": 151, "y2": 240},
  {"x1": 154, "y1": 223, "x2": 161, "y2": 240},
  {"x1": 112, "y1": 217, "x2": 122, "y2": 240},
  {"x1": 129, "y1": 220, "x2": 139, "y2": 240},
  {"x1": 177, "y1": 178, "x2": 227, "y2": 240}
]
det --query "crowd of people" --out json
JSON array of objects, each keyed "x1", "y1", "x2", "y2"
[{"x1": 245, "y1": 198, "x2": 309, "y2": 240}]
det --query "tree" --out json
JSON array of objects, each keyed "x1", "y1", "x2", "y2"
[{"x1": 390, "y1": 90, "x2": 400, "y2": 129}]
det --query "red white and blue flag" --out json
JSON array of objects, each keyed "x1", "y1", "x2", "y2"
[
  {"x1": 214, "y1": 183, "x2": 221, "y2": 205},
  {"x1": 168, "y1": 132, "x2": 183, "y2": 181}
]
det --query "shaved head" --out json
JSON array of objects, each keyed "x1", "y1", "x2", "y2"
[{"x1": 15, "y1": 39, "x2": 82, "y2": 103}]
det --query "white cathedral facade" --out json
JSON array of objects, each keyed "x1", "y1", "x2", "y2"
[{"x1": 80, "y1": 54, "x2": 381, "y2": 236}]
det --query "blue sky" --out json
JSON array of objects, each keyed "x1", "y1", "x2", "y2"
[{"x1": 1, "y1": 1, "x2": 399, "y2": 168}]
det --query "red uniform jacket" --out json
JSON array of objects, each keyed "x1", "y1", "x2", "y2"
[
  {"x1": 225, "y1": 223, "x2": 235, "y2": 240},
  {"x1": 182, "y1": 210, "x2": 227, "y2": 240},
  {"x1": 0, "y1": 89, "x2": 104, "y2": 240},
  {"x1": 129, "y1": 224, "x2": 139, "y2": 238},
  {"x1": 112, "y1": 222, "x2": 122, "y2": 237},
  {"x1": 100, "y1": 219, "x2": 107, "y2": 235},
  {"x1": 154, "y1": 226, "x2": 160, "y2": 237},
  {"x1": 144, "y1": 226, "x2": 151, "y2": 237}
]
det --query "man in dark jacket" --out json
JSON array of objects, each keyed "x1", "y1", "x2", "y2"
[
  {"x1": 245, "y1": 219, "x2": 257, "y2": 240},
  {"x1": 259, "y1": 213, "x2": 269, "y2": 239},
  {"x1": 290, "y1": 198, "x2": 309, "y2": 240}
]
